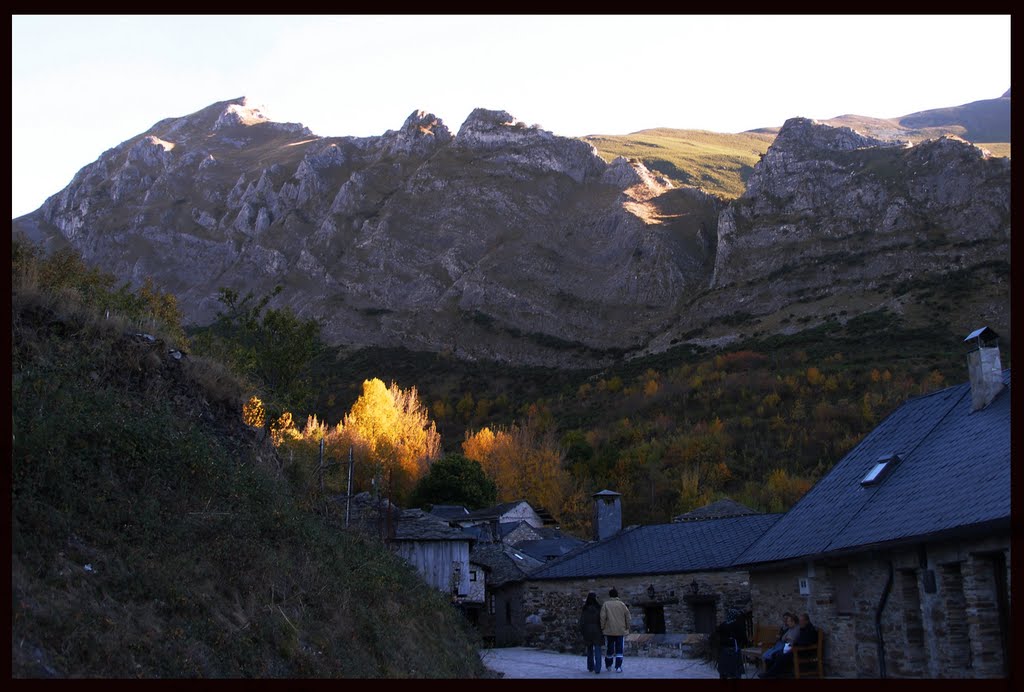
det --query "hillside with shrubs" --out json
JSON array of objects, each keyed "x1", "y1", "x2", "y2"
[{"x1": 10, "y1": 238, "x2": 490, "y2": 678}]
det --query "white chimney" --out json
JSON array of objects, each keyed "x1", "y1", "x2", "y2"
[
  {"x1": 592, "y1": 490, "x2": 622, "y2": 541},
  {"x1": 964, "y1": 327, "x2": 1004, "y2": 411}
]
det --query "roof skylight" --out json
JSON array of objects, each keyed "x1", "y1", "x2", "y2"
[{"x1": 861, "y1": 453, "x2": 902, "y2": 486}]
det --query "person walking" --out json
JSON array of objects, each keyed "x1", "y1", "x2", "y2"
[
  {"x1": 600, "y1": 587, "x2": 630, "y2": 673},
  {"x1": 579, "y1": 592, "x2": 604, "y2": 674}
]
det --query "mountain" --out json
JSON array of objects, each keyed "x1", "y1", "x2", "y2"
[
  {"x1": 11, "y1": 94, "x2": 1011, "y2": 368},
  {"x1": 821, "y1": 89, "x2": 1011, "y2": 148},
  {"x1": 582, "y1": 91, "x2": 1011, "y2": 200}
]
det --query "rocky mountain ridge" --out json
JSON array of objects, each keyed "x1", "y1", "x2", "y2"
[
  {"x1": 12, "y1": 96, "x2": 1011, "y2": 367},
  {"x1": 661, "y1": 118, "x2": 1011, "y2": 352}
]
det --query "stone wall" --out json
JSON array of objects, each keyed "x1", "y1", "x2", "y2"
[
  {"x1": 748, "y1": 532, "x2": 1010, "y2": 678},
  {"x1": 479, "y1": 583, "x2": 528, "y2": 647},
  {"x1": 521, "y1": 570, "x2": 752, "y2": 654}
]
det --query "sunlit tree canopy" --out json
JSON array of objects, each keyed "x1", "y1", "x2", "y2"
[{"x1": 337, "y1": 378, "x2": 441, "y2": 487}]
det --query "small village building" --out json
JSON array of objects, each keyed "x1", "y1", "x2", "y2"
[
  {"x1": 390, "y1": 508, "x2": 477, "y2": 599},
  {"x1": 454, "y1": 500, "x2": 556, "y2": 543},
  {"x1": 734, "y1": 328, "x2": 1011, "y2": 678},
  {"x1": 469, "y1": 542, "x2": 542, "y2": 646},
  {"x1": 340, "y1": 493, "x2": 478, "y2": 602},
  {"x1": 521, "y1": 490, "x2": 781, "y2": 654}
]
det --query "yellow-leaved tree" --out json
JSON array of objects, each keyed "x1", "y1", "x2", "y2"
[
  {"x1": 463, "y1": 415, "x2": 587, "y2": 533},
  {"x1": 336, "y1": 378, "x2": 441, "y2": 501}
]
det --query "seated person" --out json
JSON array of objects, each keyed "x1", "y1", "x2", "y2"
[
  {"x1": 761, "y1": 612, "x2": 799, "y2": 664},
  {"x1": 760, "y1": 613, "x2": 818, "y2": 678}
]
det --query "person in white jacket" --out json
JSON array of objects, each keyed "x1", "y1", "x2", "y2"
[{"x1": 599, "y1": 587, "x2": 631, "y2": 673}]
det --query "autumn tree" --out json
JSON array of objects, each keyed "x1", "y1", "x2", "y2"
[
  {"x1": 138, "y1": 277, "x2": 187, "y2": 348},
  {"x1": 336, "y1": 378, "x2": 441, "y2": 502},
  {"x1": 666, "y1": 418, "x2": 732, "y2": 514},
  {"x1": 462, "y1": 414, "x2": 575, "y2": 529}
]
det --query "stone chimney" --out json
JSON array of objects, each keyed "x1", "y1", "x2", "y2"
[
  {"x1": 592, "y1": 490, "x2": 622, "y2": 541},
  {"x1": 964, "y1": 327, "x2": 1004, "y2": 411}
]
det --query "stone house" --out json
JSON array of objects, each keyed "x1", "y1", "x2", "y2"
[
  {"x1": 428, "y1": 499, "x2": 582, "y2": 642},
  {"x1": 734, "y1": 328, "x2": 1011, "y2": 678},
  {"x1": 468, "y1": 542, "x2": 543, "y2": 646},
  {"x1": 453, "y1": 500, "x2": 556, "y2": 543},
  {"x1": 521, "y1": 490, "x2": 782, "y2": 654}
]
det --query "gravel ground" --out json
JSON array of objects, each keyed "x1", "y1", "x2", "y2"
[{"x1": 478, "y1": 646, "x2": 726, "y2": 679}]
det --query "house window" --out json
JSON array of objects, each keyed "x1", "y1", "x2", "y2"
[
  {"x1": 833, "y1": 566, "x2": 855, "y2": 615},
  {"x1": 470, "y1": 570, "x2": 477, "y2": 582},
  {"x1": 489, "y1": 595, "x2": 495, "y2": 615}
]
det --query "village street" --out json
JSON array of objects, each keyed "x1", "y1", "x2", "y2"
[{"x1": 478, "y1": 646, "x2": 722, "y2": 679}]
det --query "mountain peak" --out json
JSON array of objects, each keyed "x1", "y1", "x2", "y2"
[
  {"x1": 381, "y1": 110, "x2": 453, "y2": 156},
  {"x1": 774, "y1": 116, "x2": 906, "y2": 152},
  {"x1": 213, "y1": 97, "x2": 271, "y2": 130},
  {"x1": 145, "y1": 97, "x2": 311, "y2": 143}
]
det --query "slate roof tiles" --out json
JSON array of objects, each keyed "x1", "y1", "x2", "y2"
[
  {"x1": 736, "y1": 372, "x2": 1010, "y2": 566},
  {"x1": 529, "y1": 513, "x2": 782, "y2": 580}
]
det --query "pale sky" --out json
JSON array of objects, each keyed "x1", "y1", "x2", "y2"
[{"x1": 10, "y1": 14, "x2": 1011, "y2": 219}]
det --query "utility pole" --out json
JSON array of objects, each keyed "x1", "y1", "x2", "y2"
[
  {"x1": 318, "y1": 437, "x2": 325, "y2": 494},
  {"x1": 346, "y1": 445, "x2": 354, "y2": 528}
]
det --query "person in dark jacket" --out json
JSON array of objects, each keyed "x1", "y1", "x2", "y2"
[
  {"x1": 760, "y1": 612, "x2": 819, "y2": 678},
  {"x1": 579, "y1": 592, "x2": 604, "y2": 673}
]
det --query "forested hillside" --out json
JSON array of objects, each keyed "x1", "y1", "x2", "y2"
[{"x1": 292, "y1": 311, "x2": 979, "y2": 535}]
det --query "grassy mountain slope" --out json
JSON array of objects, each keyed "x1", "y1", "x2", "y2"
[
  {"x1": 583, "y1": 93, "x2": 1011, "y2": 202},
  {"x1": 10, "y1": 241, "x2": 490, "y2": 678},
  {"x1": 583, "y1": 129, "x2": 775, "y2": 199},
  {"x1": 895, "y1": 92, "x2": 1011, "y2": 143}
]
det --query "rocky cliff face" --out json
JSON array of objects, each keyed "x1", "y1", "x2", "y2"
[
  {"x1": 648, "y1": 117, "x2": 1010, "y2": 351},
  {"x1": 12, "y1": 100, "x2": 1010, "y2": 367}
]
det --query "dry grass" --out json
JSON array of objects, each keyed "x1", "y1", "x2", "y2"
[{"x1": 582, "y1": 129, "x2": 774, "y2": 200}]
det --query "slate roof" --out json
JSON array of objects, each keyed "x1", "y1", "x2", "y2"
[
  {"x1": 392, "y1": 509, "x2": 474, "y2": 542},
  {"x1": 528, "y1": 513, "x2": 782, "y2": 580},
  {"x1": 498, "y1": 520, "x2": 536, "y2": 540},
  {"x1": 462, "y1": 500, "x2": 532, "y2": 522},
  {"x1": 513, "y1": 536, "x2": 586, "y2": 562},
  {"x1": 673, "y1": 498, "x2": 760, "y2": 522},
  {"x1": 460, "y1": 500, "x2": 558, "y2": 526},
  {"x1": 460, "y1": 524, "x2": 493, "y2": 542},
  {"x1": 429, "y1": 504, "x2": 470, "y2": 520},
  {"x1": 470, "y1": 543, "x2": 543, "y2": 587},
  {"x1": 736, "y1": 371, "x2": 1011, "y2": 567}
]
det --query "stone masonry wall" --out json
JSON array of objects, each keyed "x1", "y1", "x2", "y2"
[
  {"x1": 748, "y1": 533, "x2": 1010, "y2": 678},
  {"x1": 521, "y1": 570, "x2": 752, "y2": 654}
]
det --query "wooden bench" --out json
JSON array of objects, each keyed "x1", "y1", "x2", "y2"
[
  {"x1": 791, "y1": 628, "x2": 825, "y2": 679},
  {"x1": 740, "y1": 623, "x2": 779, "y2": 674}
]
